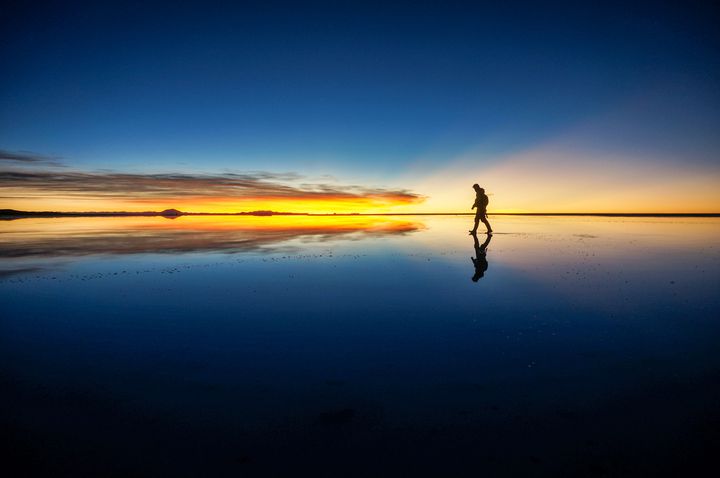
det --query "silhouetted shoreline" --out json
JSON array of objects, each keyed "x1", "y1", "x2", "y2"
[
  {"x1": 0, "y1": 209, "x2": 310, "y2": 220},
  {"x1": 1, "y1": 208, "x2": 718, "y2": 220}
]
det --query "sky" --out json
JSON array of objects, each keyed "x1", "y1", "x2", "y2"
[{"x1": 1, "y1": 0, "x2": 719, "y2": 213}]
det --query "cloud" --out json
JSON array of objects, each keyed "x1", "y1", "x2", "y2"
[
  {"x1": 0, "y1": 149, "x2": 64, "y2": 167},
  {"x1": 0, "y1": 168, "x2": 424, "y2": 207}
]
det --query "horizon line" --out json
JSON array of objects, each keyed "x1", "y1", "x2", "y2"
[{"x1": 2, "y1": 209, "x2": 719, "y2": 218}]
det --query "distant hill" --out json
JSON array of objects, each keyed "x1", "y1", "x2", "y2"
[{"x1": 160, "y1": 209, "x2": 183, "y2": 217}]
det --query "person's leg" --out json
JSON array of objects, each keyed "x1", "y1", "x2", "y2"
[
  {"x1": 470, "y1": 214, "x2": 480, "y2": 233},
  {"x1": 480, "y1": 214, "x2": 492, "y2": 233}
]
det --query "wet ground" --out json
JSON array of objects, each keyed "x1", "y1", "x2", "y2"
[{"x1": 2, "y1": 215, "x2": 719, "y2": 476}]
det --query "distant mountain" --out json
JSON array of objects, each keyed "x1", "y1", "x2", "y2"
[
  {"x1": 160, "y1": 209, "x2": 183, "y2": 217},
  {"x1": 0, "y1": 209, "x2": 26, "y2": 216}
]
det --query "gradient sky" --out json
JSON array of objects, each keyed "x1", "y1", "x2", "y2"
[{"x1": 1, "y1": 0, "x2": 719, "y2": 212}]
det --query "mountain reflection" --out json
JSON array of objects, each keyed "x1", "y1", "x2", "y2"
[{"x1": 0, "y1": 216, "x2": 424, "y2": 262}]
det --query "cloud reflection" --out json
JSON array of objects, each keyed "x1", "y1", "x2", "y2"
[{"x1": 0, "y1": 216, "x2": 424, "y2": 267}]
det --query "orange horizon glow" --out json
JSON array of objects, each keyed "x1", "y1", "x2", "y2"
[
  {"x1": 2, "y1": 195, "x2": 423, "y2": 214},
  {"x1": 4, "y1": 194, "x2": 719, "y2": 214}
]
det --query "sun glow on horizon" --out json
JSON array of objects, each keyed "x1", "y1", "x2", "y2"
[
  {"x1": 402, "y1": 146, "x2": 720, "y2": 214},
  {"x1": 2, "y1": 195, "x2": 424, "y2": 215}
]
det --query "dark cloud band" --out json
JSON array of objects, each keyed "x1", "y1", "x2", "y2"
[
  {"x1": 0, "y1": 169, "x2": 424, "y2": 204},
  {"x1": 0, "y1": 150, "x2": 64, "y2": 167}
]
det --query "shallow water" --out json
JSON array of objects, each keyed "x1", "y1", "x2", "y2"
[{"x1": 2, "y1": 215, "x2": 720, "y2": 476}]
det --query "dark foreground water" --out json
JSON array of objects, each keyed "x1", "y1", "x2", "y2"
[{"x1": 2, "y1": 215, "x2": 719, "y2": 477}]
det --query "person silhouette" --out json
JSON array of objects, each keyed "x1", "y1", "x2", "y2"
[
  {"x1": 471, "y1": 232, "x2": 492, "y2": 282},
  {"x1": 470, "y1": 184, "x2": 492, "y2": 234}
]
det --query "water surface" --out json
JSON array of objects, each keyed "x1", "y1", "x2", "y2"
[{"x1": 2, "y1": 215, "x2": 719, "y2": 476}]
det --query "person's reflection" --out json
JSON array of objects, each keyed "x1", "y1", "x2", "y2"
[{"x1": 470, "y1": 232, "x2": 492, "y2": 282}]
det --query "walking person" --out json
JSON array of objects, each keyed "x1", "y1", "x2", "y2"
[{"x1": 470, "y1": 184, "x2": 492, "y2": 234}]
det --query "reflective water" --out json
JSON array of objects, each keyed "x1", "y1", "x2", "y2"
[{"x1": 2, "y1": 216, "x2": 719, "y2": 476}]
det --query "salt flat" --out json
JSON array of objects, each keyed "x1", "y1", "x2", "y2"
[{"x1": 2, "y1": 215, "x2": 719, "y2": 476}]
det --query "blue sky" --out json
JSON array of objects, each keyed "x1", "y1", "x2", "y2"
[{"x1": 1, "y1": 1, "x2": 719, "y2": 211}]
